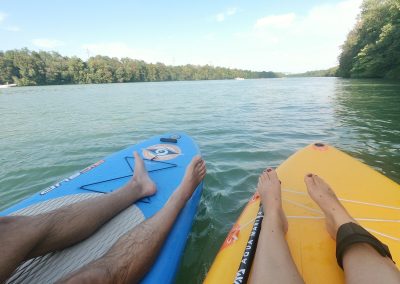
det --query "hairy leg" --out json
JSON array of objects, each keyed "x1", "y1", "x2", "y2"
[
  {"x1": 58, "y1": 156, "x2": 206, "y2": 284},
  {"x1": 0, "y1": 152, "x2": 156, "y2": 283},
  {"x1": 250, "y1": 168, "x2": 304, "y2": 284},
  {"x1": 305, "y1": 173, "x2": 400, "y2": 284}
]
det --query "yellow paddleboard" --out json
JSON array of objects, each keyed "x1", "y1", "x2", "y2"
[{"x1": 204, "y1": 143, "x2": 400, "y2": 284}]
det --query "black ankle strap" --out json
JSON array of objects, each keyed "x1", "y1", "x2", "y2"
[{"x1": 336, "y1": 222, "x2": 394, "y2": 269}]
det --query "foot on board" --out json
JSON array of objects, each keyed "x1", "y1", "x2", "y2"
[
  {"x1": 130, "y1": 151, "x2": 157, "y2": 198},
  {"x1": 177, "y1": 155, "x2": 206, "y2": 202},
  {"x1": 304, "y1": 173, "x2": 356, "y2": 239},
  {"x1": 257, "y1": 168, "x2": 288, "y2": 234}
]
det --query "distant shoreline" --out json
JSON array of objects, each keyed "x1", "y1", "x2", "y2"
[
  {"x1": 0, "y1": 76, "x2": 345, "y2": 89},
  {"x1": 0, "y1": 48, "x2": 283, "y2": 87},
  {"x1": 6, "y1": 76, "x2": 400, "y2": 90}
]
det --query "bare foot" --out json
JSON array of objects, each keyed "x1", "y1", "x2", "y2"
[
  {"x1": 304, "y1": 174, "x2": 356, "y2": 239},
  {"x1": 176, "y1": 155, "x2": 206, "y2": 202},
  {"x1": 130, "y1": 151, "x2": 157, "y2": 198},
  {"x1": 257, "y1": 168, "x2": 288, "y2": 234}
]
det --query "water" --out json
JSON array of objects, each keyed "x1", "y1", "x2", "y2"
[{"x1": 0, "y1": 78, "x2": 399, "y2": 282}]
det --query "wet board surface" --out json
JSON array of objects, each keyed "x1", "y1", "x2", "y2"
[
  {"x1": 205, "y1": 143, "x2": 400, "y2": 284},
  {"x1": 1, "y1": 133, "x2": 203, "y2": 284}
]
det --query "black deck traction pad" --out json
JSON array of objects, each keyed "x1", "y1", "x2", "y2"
[
  {"x1": 336, "y1": 222, "x2": 394, "y2": 269},
  {"x1": 79, "y1": 157, "x2": 177, "y2": 200}
]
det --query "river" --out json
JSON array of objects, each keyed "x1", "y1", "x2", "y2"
[{"x1": 0, "y1": 77, "x2": 399, "y2": 283}]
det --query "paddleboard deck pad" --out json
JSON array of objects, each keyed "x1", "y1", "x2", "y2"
[
  {"x1": 1, "y1": 133, "x2": 203, "y2": 284},
  {"x1": 204, "y1": 143, "x2": 400, "y2": 284}
]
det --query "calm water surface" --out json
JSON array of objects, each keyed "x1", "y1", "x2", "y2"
[{"x1": 0, "y1": 78, "x2": 399, "y2": 283}]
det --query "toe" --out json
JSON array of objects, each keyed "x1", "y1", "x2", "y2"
[
  {"x1": 199, "y1": 163, "x2": 206, "y2": 171},
  {"x1": 304, "y1": 173, "x2": 316, "y2": 187},
  {"x1": 190, "y1": 156, "x2": 201, "y2": 167},
  {"x1": 314, "y1": 175, "x2": 326, "y2": 186},
  {"x1": 197, "y1": 160, "x2": 206, "y2": 171},
  {"x1": 266, "y1": 168, "x2": 279, "y2": 182},
  {"x1": 260, "y1": 171, "x2": 268, "y2": 182},
  {"x1": 314, "y1": 175, "x2": 330, "y2": 190},
  {"x1": 193, "y1": 155, "x2": 202, "y2": 163},
  {"x1": 258, "y1": 176, "x2": 263, "y2": 186},
  {"x1": 265, "y1": 168, "x2": 273, "y2": 180}
]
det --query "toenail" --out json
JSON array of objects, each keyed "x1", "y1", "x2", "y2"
[
  {"x1": 279, "y1": 180, "x2": 281, "y2": 184},
  {"x1": 267, "y1": 169, "x2": 272, "y2": 172},
  {"x1": 307, "y1": 174, "x2": 313, "y2": 177}
]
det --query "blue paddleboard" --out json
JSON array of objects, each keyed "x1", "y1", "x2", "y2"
[{"x1": 1, "y1": 133, "x2": 203, "y2": 283}]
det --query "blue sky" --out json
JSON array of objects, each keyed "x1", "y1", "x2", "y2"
[{"x1": 0, "y1": 0, "x2": 362, "y2": 72}]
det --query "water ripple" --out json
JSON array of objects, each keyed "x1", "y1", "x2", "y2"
[{"x1": 1, "y1": 78, "x2": 399, "y2": 283}]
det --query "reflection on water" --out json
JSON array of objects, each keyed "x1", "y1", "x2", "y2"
[
  {"x1": 332, "y1": 79, "x2": 400, "y2": 182},
  {"x1": 0, "y1": 78, "x2": 399, "y2": 283}
]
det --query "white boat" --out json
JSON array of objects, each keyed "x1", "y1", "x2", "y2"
[
  {"x1": 234, "y1": 77, "x2": 245, "y2": 80},
  {"x1": 0, "y1": 83, "x2": 17, "y2": 89}
]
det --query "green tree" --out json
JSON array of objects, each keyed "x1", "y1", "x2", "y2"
[
  {"x1": 0, "y1": 48, "x2": 282, "y2": 86},
  {"x1": 338, "y1": 0, "x2": 400, "y2": 79}
]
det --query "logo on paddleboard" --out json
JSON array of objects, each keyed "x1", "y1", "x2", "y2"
[
  {"x1": 40, "y1": 160, "x2": 104, "y2": 195},
  {"x1": 142, "y1": 144, "x2": 181, "y2": 161},
  {"x1": 220, "y1": 192, "x2": 260, "y2": 250},
  {"x1": 221, "y1": 224, "x2": 241, "y2": 250}
]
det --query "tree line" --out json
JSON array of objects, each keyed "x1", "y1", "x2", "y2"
[
  {"x1": 337, "y1": 0, "x2": 400, "y2": 79},
  {"x1": 0, "y1": 48, "x2": 282, "y2": 86},
  {"x1": 287, "y1": 67, "x2": 338, "y2": 78},
  {"x1": 3, "y1": 0, "x2": 397, "y2": 85}
]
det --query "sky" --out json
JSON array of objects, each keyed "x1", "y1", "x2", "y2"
[{"x1": 0, "y1": 0, "x2": 362, "y2": 73}]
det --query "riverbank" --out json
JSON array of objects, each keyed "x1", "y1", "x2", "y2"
[
  {"x1": 0, "y1": 48, "x2": 283, "y2": 87},
  {"x1": 0, "y1": 83, "x2": 17, "y2": 88}
]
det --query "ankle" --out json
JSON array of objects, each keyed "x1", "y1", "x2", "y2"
[
  {"x1": 262, "y1": 216, "x2": 286, "y2": 234},
  {"x1": 115, "y1": 181, "x2": 141, "y2": 199},
  {"x1": 264, "y1": 210, "x2": 283, "y2": 223},
  {"x1": 176, "y1": 185, "x2": 191, "y2": 203},
  {"x1": 262, "y1": 199, "x2": 283, "y2": 213}
]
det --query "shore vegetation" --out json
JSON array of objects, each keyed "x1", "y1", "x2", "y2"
[
  {"x1": 0, "y1": 49, "x2": 281, "y2": 86},
  {"x1": 287, "y1": 67, "x2": 338, "y2": 77},
  {"x1": 337, "y1": 0, "x2": 400, "y2": 79}
]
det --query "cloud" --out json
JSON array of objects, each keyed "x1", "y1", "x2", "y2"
[
  {"x1": 226, "y1": 7, "x2": 237, "y2": 16},
  {"x1": 81, "y1": 42, "x2": 164, "y2": 63},
  {"x1": 0, "y1": 12, "x2": 6, "y2": 23},
  {"x1": 4, "y1": 26, "x2": 20, "y2": 32},
  {"x1": 244, "y1": 0, "x2": 362, "y2": 71},
  {"x1": 32, "y1": 38, "x2": 65, "y2": 49},
  {"x1": 253, "y1": 0, "x2": 361, "y2": 42},
  {"x1": 215, "y1": 7, "x2": 237, "y2": 22},
  {"x1": 298, "y1": 0, "x2": 362, "y2": 38},
  {"x1": 0, "y1": 13, "x2": 21, "y2": 32},
  {"x1": 203, "y1": 33, "x2": 216, "y2": 41},
  {"x1": 255, "y1": 13, "x2": 295, "y2": 29},
  {"x1": 216, "y1": 13, "x2": 225, "y2": 22}
]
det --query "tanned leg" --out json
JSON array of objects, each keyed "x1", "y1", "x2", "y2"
[
  {"x1": 0, "y1": 152, "x2": 156, "y2": 283},
  {"x1": 305, "y1": 173, "x2": 400, "y2": 284},
  {"x1": 250, "y1": 168, "x2": 304, "y2": 284},
  {"x1": 58, "y1": 156, "x2": 206, "y2": 284}
]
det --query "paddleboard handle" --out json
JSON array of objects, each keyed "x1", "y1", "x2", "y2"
[
  {"x1": 160, "y1": 138, "x2": 178, "y2": 143},
  {"x1": 314, "y1": 142, "x2": 325, "y2": 147}
]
